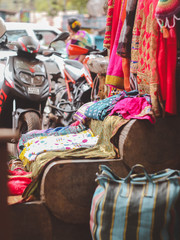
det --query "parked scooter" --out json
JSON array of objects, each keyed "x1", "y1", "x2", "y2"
[
  {"x1": 42, "y1": 32, "x2": 95, "y2": 128},
  {"x1": 42, "y1": 32, "x2": 108, "y2": 128},
  {"x1": 67, "y1": 38, "x2": 108, "y2": 102},
  {"x1": 0, "y1": 35, "x2": 50, "y2": 135}
]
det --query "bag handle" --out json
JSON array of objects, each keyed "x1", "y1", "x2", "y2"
[
  {"x1": 120, "y1": 164, "x2": 154, "y2": 198},
  {"x1": 124, "y1": 164, "x2": 152, "y2": 183}
]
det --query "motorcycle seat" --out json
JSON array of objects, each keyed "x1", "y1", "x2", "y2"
[{"x1": 64, "y1": 59, "x2": 84, "y2": 70}]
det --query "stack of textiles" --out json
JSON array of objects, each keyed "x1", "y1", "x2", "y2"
[
  {"x1": 18, "y1": 123, "x2": 87, "y2": 154},
  {"x1": 19, "y1": 128, "x2": 98, "y2": 169},
  {"x1": 84, "y1": 90, "x2": 155, "y2": 124},
  {"x1": 17, "y1": 90, "x2": 156, "y2": 200},
  {"x1": 22, "y1": 115, "x2": 130, "y2": 199}
]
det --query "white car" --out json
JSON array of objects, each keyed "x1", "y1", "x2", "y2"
[
  {"x1": 5, "y1": 22, "x2": 61, "y2": 46},
  {"x1": 0, "y1": 22, "x2": 68, "y2": 61}
]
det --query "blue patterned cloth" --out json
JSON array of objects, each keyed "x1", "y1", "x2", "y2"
[
  {"x1": 84, "y1": 94, "x2": 120, "y2": 120},
  {"x1": 84, "y1": 90, "x2": 139, "y2": 120}
]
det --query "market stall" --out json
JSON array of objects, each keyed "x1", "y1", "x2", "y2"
[{"x1": 7, "y1": 0, "x2": 180, "y2": 239}]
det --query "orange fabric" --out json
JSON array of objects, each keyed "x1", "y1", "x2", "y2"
[{"x1": 122, "y1": 58, "x2": 131, "y2": 92}]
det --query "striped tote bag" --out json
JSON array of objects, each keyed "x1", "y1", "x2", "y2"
[{"x1": 90, "y1": 164, "x2": 180, "y2": 240}]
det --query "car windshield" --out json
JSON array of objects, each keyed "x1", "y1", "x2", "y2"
[{"x1": 34, "y1": 30, "x2": 58, "y2": 46}]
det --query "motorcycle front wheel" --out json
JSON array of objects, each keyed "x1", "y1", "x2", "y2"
[{"x1": 18, "y1": 111, "x2": 41, "y2": 135}]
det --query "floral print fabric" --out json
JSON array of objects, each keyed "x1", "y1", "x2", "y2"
[
  {"x1": 18, "y1": 124, "x2": 87, "y2": 154},
  {"x1": 19, "y1": 129, "x2": 98, "y2": 167}
]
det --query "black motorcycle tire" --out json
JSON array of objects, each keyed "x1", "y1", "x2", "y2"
[{"x1": 18, "y1": 112, "x2": 41, "y2": 135}]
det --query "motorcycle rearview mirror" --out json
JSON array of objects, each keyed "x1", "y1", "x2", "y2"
[{"x1": 49, "y1": 31, "x2": 70, "y2": 48}]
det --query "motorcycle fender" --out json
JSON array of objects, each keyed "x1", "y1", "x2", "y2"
[{"x1": 12, "y1": 108, "x2": 41, "y2": 129}]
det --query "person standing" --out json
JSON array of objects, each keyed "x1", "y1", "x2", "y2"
[{"x1": 66, "y1": 17, "x2": 92, "y2": 62}]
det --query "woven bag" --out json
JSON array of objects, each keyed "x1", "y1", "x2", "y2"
[{"x1": 90, "y1": 164, "x2": 180, "y2": 240}]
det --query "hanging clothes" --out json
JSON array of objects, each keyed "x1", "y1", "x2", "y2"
[
  {"x1": 131, "y1": 0, "x2": 177, "y2": 116},
  {"x1": 156, "y1": 1, "x2": 180, "y2": 115},
  {"x1": 116, "y1": 0, "x2": 138, "y2": 92},
  {"x1": 104, "y1": 0, "x2": 179, "y2": 115},
  {"x1": 105, "y1": 0, "x2": 127, "y2": 89},
  {"x1": 130, "y1": 0, "x2": 174, "y2": 116},
  {"x1": 117, "y1": 0, "x2": 138, "y2": 59},
  {"x1": 157, "y1": 27, "x2": 177, "y2": 115},
  {"x1": 103, "y1": 0, "x2": 118, "y2": 52},
  {"x1": 103, "y1": 0, "x2": 115, "y2": 50}
]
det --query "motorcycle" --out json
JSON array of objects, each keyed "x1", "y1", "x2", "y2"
[
  {"x1": 0, "y1": 35, "x2": 50, "y2": 135},
  {"x1": 42, "y1": 32, "x2": 96, "y2": 128}
]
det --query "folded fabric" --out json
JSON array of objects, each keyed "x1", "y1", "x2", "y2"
[
  {"x1": 19, "y1": 129, "x2": 99, "y2": 166},
  {"x1": 109, "y1": 96, "x2": 156, "y2": 123},
  {"x1": 106, "y1": 90, "x2": 139, "y2": 112},
  {"x1": 84, "y1": 94, "x2": 121, "y2": 120},
  {"x1": 73, "y1": 101, "x2": 96, "y2": 124},
  {"x1": 8, "y1": 177, "x2": 32, "y2": 196},
  {"x1": 25, "y1": 129, "x2": 46, "y2": 134},
  {"x1": 8, "y1": 168, "x2": 31, "y2": 176},
  {"x1": 70, "y1": 120, "x2": 80, "y2": 126},
  {"x1": 8, "y1": 169, "x2": 32, "y2": 196},
  {"x1": 84, "y1": 90, "x2": 140, "y2": 121},
  {"x1": 22, "y1": 116, "x2": 130, "y2": 199},
  {"x1": 18, "y1": 124, "x2": 87, "y2": 154}
]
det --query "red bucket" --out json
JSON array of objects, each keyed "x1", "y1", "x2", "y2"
[{"x1": 68, "y1": 44, "x2": 89, "y2": 55}]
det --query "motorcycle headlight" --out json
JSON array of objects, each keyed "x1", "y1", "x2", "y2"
[
  {"x1": 19, "y1": 72, "x2": 45, "y2": 86},
  {"x1": 19, "y1": 72, "x2": 31, "y2": 84},
  {"x1": 33, "y1": 75, "x2": 45, "y2": 86}
]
